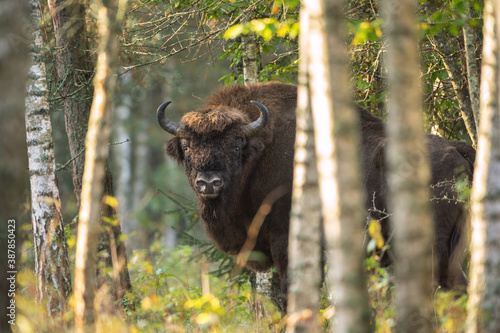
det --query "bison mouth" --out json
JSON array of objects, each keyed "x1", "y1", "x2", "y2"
[
  {"x1": 199, "y1": 193, "x2": 220, "y2": 200},
  {"x1": 195, "y1": 171, "x2": 224, "y2": 199}
]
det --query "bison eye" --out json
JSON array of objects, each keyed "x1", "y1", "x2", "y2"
[
  {"x1": 180, "y1": 139, "x2": 191, "y2": 153},
  {"x1": 234, "y1": 138, "x2": 243, "y2": 157},
  {"x1": 233, "y1": 145, "x2": 242, "y2": 157}
]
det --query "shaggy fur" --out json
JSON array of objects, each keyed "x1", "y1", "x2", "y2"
[{"x1": 161, "y1": 82, "x2": 474, "y2": 306}]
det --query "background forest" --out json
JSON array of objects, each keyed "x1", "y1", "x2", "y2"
[{"x1": 1, "y1": 0, "x2": 499, "y2": 332}]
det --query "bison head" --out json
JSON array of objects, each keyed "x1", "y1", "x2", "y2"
[{"x1": 158, "y1": 100, "x2": 269, "y2": 201}]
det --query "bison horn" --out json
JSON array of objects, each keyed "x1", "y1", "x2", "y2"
[
  {"x1": 157, "y1": 101, "x2": 181, "y2": 135},
  {"x1": 244, "y1": 101, "x2": 269, "y2": 135}
]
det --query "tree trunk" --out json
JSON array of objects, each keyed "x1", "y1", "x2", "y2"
[
  {"x1": 323, "y1": 0, "x2": 372, "y2": 331},
  {"x1": 383, "y1": 0, "x2": 435, "y2": 332},
  {"x1": 1, "y1": 1, "x2": 29, "y2": 331},
  {"x1": 466, "y1": 1, "x2": 500, "y2": 331},
  {"x1": 74, "y1": 0, "x2": 126, "y2": 329},
  {"x1": 25, "y1": 0, "x2": 72, "y2": 315},
  {"x1": 241, "y1": 33, "x2": 260, "y2": 84},
  {"x1": 47, "y1": 0, "x2": 94, "y2": 207},
  {"x1": 297, "y1": 0, "x2": 372, "y2": 331},
  {"x1": 112, "y1": 91, "x2": 133, "y2": 237},
  {"x1": 463, "y1": 5, "x2": 481, "y2": 134},
  {"x1": 240, "y1": 31, "x2": 280, "y2": 312},
  {"x1": 286, "y1": 3, "x2": 322, "y2": 331}
]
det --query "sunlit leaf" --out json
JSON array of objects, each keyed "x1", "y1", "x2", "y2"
[
  {"x1": 103, "y1": 195, "x2": 119, "y2": 209},
  {"x1": 224, "y1": 24, "x2": 244, "y2": 39},
  {"x1": 368, "y1": 220, "x2": 385, "y2": 249}
]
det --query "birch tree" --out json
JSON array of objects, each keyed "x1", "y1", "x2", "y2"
[
  {"x1": 74, "y1": 0, "x2": 127, "y2": 329},
  {"x1": 112, "y1": 91, "x2": 133, "y2": 237},
  {"x1": 25, "y1": 0, "x2": 71, "y2": 315},
  {"x1": 462, "y1": 3, "x2": 481, "y2": 133},
  {"x1": 241, "y1": 33, "x2": 260, "y2": 84},
  {"x1": 383, "y1": 0, "x2": 434, "y2": 331},
  {"x1": 322, "y1": 0, "x2": 372, "y2": 330},
  {"x1": 1, "y1": 1, "x2": 28, "y2": 331},
  {"x1": 288, "y1": 0, "x2": 371, "y2": 331},
  {"x1": 239, "y1": 31, "x2": 279, "y2": 310},
  {"x1": 48, "y1": 0, "x2": 94, "y2": 206},
  {"x1": 466, "y1": 0, "x2": 500, "y2": 331},
  {"x1": 286, "y1": 2, "x2": 322, "y2": 331}
]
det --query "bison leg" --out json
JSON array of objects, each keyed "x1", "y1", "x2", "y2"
[
  {"x1": 269, "y1": 232, "x2": 288, "y2": 312},
  {"x1": 433, "y1": 201, "x2": 469, "y2": 291}
]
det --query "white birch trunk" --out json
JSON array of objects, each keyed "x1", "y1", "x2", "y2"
[
  {"x1": 25, "y1": 0, "x2": 71, "y2": 314},
  {"x1": 463, "y1": 19, "x2": 481, "y2": 134},
  {"x1": 383, "y1": 0, "x2": 434, "y2": 331},
  {"x1": 286, "y1": 2, "x2": 323, "y2": 331},
  {"x1": 295, "y1": 0, "x2": 371, "y2": 331},
  {"x1": 466, "y1": 1, "x2": 500, "y2": 331},
  {"x1": 242, "y1": 33, "x2": 260, "y2": 84},
  {"x1": 113, "y1": 91, "x2": 133, "y2": 237},
  {"x1": 240, "y1": 31, "x2": 277, "y2": 309},
  {"x1": 132, "y1": 111, "x2": 150, "y2": 246},
  {"x1": 323, "y1": 0, "x2": 372, "y2": 331}
]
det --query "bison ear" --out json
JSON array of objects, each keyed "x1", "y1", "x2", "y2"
[
  {"x1": 165, "y1": 137, "x2": 183, "y2": 163},
  {"x1": 243, "y1": 137, "x2": 265, "y2": 163}
]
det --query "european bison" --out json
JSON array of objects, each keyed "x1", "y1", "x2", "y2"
[{"x1": 158, "y1": 82, "x2": 474, "y2": 304}]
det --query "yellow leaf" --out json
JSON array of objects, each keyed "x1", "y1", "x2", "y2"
[
  {"x1": 368, "y1": 220, "x2": 385, "y2": 249},
  {"x1": 360, "y1": 21, "x2": 371, "y2": 30},
  {"x1": 224, "y1": 25, "x2": 244, "y2": 39},
  {"x1": 103, "y1": 195, "x2": 118, "y2": 209},
  {"x1": 277, "y1": 25, "x2": 289, "y2": 37},
  {"x1": 196, "y1": 312, "x2": 218, "y2": 326},
  {"x1": 144, "y1": 261, "x2": 153, "y2": 274},
  {"x1": 42, "y1": 197, "x2": 61, "y2": 209},
  {"x1": 208, "y1": 295, "x2": 220, "y2": 310},
  {"x1": 67, "y1": 235, "x2": 76, "y2": 249},
  {"x1": 141, "y1": 296, "x2": 152, "y2": 310}
]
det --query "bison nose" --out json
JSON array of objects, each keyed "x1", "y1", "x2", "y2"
[{"x1": 195, "y1": 173, "x2": 224, "y2": 197}]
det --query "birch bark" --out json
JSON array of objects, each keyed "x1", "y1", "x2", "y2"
[
  {"x1": 383, "y1": 0, "x2": 434, "y2": 331},
  {"x1": 286, "y1": 3, "x2": 322, "y2": 331},
  {"x1": 323, "y1": 0, "x2": 372, "y2": 331},
  {"x1": 25, "y1": 0, "x2": 71, "y2": 315},
  {"x1": 466, "y1": 1, "x2": 500, "y2": 331},
  {"x1": 463, "y1": 8, "x2": 481, "y2": 133}
]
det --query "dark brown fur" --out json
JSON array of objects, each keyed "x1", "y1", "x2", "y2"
[
  {"x1": 162, "y1": 82, "x2": 474, "y2": 304},
  {"x1": 359, "y1": 107, "x2": 473, "y2": 289}
]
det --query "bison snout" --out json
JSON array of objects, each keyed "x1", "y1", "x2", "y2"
[{"x1": 195, "y1": 172, "x2": 224, "y2": 198}]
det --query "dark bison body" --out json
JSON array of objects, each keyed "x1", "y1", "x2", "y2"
[{"x1": 158, "y1": 82, "x2": 474, "y2": 302}]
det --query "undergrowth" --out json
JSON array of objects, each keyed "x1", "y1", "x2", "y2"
[{"x1": 13, "y1": 214, "x2": 468, "y2": 332}]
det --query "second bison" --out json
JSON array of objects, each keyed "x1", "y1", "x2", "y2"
[{"x1": 157, "y1": 81, "x2": 474, "y2": 305}]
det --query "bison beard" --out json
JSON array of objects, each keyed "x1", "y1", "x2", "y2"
[{"x1": 158, "y1": 82, "x2": 474, "y2": 308}]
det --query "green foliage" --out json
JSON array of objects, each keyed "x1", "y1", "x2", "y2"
[
  {"x1": 350, "y1": 19, "x2": 382, "y2": 44},
  {"x1": 364, "y1": 218, "x2": 471, "y2": 333},
  {"x1": 421, "y1": 0, "x2": 482, "y2": 37},
  {"x1": 365, "y1": 219, "x2": 396, "y2": 332},
  {"x1": 215, "y1": 0, "x2": 300, "y2": 84},
  {"x1": 434, "y1": 291, "x2": 468, "y2": 332},
  {"x1": 16, "y1": 207, "x2": 471, "y2": 332}
]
